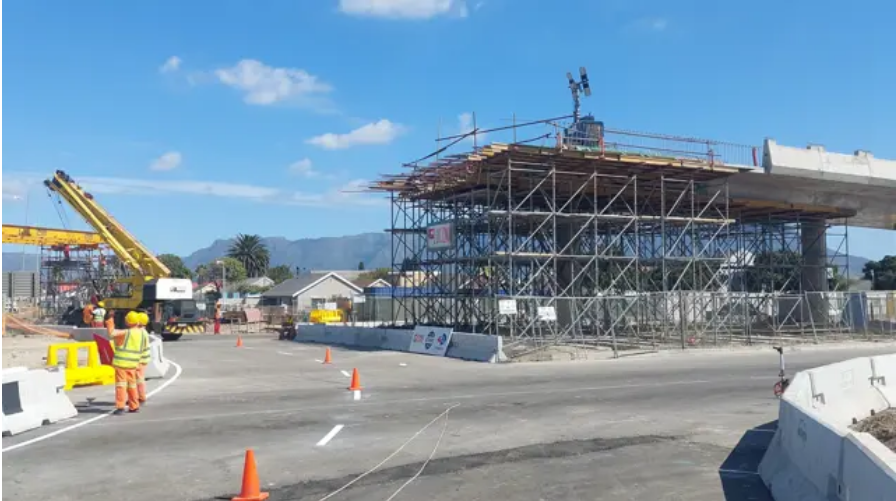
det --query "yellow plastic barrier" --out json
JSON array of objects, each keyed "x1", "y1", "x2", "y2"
[
  {"x1": 46, "y1": 342, "x2": 115, "y2": 390},
  {"x1": 309, "y1": 309, "x2": 345, "y2": 324}
]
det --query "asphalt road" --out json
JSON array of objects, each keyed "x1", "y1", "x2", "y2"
[{"x1": 3, "y1": 336, "x2": 895, "y2": 501}]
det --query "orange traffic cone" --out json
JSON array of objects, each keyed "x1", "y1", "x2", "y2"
[
  {"x1": 236, "y1": 335, "x2": 243, "y2": 348},
  {"x1": 348, "y1": 368, "x2": 362, "y2": 391},
  {"x1": 233, "y1": 449, "x2": 269, "y2": 501},
  {"x1": 323, "y1": 347, "x2": 333, "y2": 364}
]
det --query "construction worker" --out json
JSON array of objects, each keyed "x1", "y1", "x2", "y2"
[
  {"x1": 213, "y1": 300, "x2": 222, "y2": 335},
  {"x1": 92, "y1": 301, "x2": 107, "y2": 328},
  {"x1": 82, "y1": 298, "x2": 96, "y2": 327},
  {"x1": 136, "y1": 311, "x2": 151, "y2": 405},
  {"x1": 110, "y1": 311, "x2": 147, "y2": 415},
  {"x1": 104, "y1": 309, "x2": 116, "y2": 337}
]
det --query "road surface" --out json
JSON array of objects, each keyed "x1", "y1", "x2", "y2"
[{"x1": 3, "y1": 336, "x2": 894, "y2": 500}]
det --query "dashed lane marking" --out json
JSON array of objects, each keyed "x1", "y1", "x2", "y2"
[
  {"x1": 340, "y1": 370, "x2": 351, "y2": 378},
  {"x1": 315, "y1": 424, "x2": 344, "y2": 446}
]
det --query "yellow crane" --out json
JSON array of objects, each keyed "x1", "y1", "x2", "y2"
[
  {"x1": 2, "y1": 224, "x2": 104, "y2": 247},
  {"x1": 37, "y1": 170, "x2": 201, "y2": 340}
]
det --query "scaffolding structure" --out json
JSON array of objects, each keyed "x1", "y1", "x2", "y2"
[
  {"x1": 371, "y1": 117, "x2": 876, "y2": 356},
  {"x1": 39, "y1": 244, "x2": 122, "y2": 319}
]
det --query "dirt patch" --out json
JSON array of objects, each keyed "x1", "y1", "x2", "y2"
[
  {"x1": 852, "y1": 408, "x2": 896, "y2": 452},
  {"x1": 2, "y1": 334, "x2": 61, "y2": 370}
]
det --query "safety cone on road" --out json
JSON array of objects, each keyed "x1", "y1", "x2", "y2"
[
  {"x1": 348, "y1": 368, "x2": 362, "y2": 391},
  {"x1": 235, "y1": 335, "x2": 243, "y2": 348},
  {"x1": 323, "y1": 347, "x2": 333, "y2": 364},
  {"x1": 232, "y1": 449, "x2": 269, "y2": 501}
]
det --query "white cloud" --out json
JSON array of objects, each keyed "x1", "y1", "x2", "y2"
[
  {"x1": 149, "y1": 151, "x2": 183, "y2": 171},
  {"x1": 214, "y1": 59, "x2": 332, "y2": 106},
  {"x1": 288, "y1": 158, "x2": 319, "y2": 178},
  {"x1": 306, "y1": 119, "x2": 404, "y2": 150},
  {"x1": 458, "y1": 112, "x2": 487, "y2": 144},
  {"x1": 159, "y1": 56, "x2": 182, "y2": 73},
  {"x1": 338, "y1": 0, "x2": 467, "y2": 19},
  {"x1": 3, "y1": 171, "x2": 383, "y2": 209}
]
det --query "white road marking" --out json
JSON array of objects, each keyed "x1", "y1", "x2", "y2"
[
  {"x1": 277, "y1": 351, "x2": 293, "y2": 356},
  {"x1": 1, "y1": 360, "x2": 184, "y2": 453},
  {"x1": 340, "y1": 370, "x2": 351, "y2": 378},
  {"x1": 316, "y1": 404, "x2": 459, "y2": 501},
  {"x1": 315, "y1": 424, "x2": 344, "y2": 446},
  {"x1": 314, "y1": 359, "x2": 323, "y2": 363},
  {"x1": 353, "y1": 390, "x2": 361, "y2": 401}
]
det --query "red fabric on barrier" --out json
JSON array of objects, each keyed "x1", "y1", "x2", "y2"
[{"x1": 93, "y1": 334, "x2": 115, "y2": 365}]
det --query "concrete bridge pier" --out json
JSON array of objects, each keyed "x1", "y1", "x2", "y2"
[{"x1": 801, "y1": 220, "x2": 831, "y2": 324}]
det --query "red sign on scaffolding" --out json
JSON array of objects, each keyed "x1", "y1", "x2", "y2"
[{"x1": 426, "y1": 222, "x2": 455, "y2": 251}]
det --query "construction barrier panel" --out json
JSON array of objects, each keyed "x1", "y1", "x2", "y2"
[
  {"x1": 46, "y1": 342, "x2": 115, "y2": 390},
  {"x1": 292, "y1": 324, "x2": 506, "y2": 363},
  {"x1": 2, "y1": 367, "x2": 77, "y2": 436},
  {"x1": 309, "y1": 309, "x2": 345, "y2": 325},
  {"x1": 759, "y1": 356, "x2": 896, "y2": 500}
]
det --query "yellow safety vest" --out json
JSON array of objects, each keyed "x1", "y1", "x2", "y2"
[
  {"x1": 140, "y1": 328, "x2": 151, "y2": 365},
  {"x1": 112, "y1": 328, "x2": 146, "y2": 369}
]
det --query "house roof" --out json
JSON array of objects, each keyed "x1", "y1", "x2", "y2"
[
  {"x1": 353, "y1": 277, "x2": 392, "y2": 288},
  {"x1": 261, "y1": 272, "x2": 363, "y2": 298}
]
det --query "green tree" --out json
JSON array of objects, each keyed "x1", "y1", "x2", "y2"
[
  {"x1": 158, "y1": 254, "x2": 192, "y2": 279},
  {"x1": 194, "y1": 263, "x2": 211, "y2": 284},
  {"x1": 863, "y1": 255, "x2": 896, "y2": 290},
  {"x1": 208, "y1": 257, "x2": 247, "y2": 284},
  {"x1": 358, "y1": 261, "x2": 365, "y2": 271},
  {"x1": 358, "y1": 267, "x2": 391, "y2": 282},
  {"x1": 267, "y1": 264, "x2": 294, "y2": 284},
  {"x1": 227, "y1": 234, "x2": 270, "y2": 277}
]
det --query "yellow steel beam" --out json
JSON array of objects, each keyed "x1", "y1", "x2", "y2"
[{"x1": 2, "y1": 224, "x2": 104, "y2": 247}]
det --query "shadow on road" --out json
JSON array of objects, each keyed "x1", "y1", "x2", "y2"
[{"x1": 718, "y1": 421, "x2": 776, "y2": 501}]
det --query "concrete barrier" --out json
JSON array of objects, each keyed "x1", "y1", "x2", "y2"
[
  {"x1": 840, "y1": 432, "x2": 896, "y2": 501},
  {"x1": 2, "y1": 367, "x2": 77, "y2": 436},
  {"x1": 759, "y1": 355, "x2": 896, "y2": 500},
  {"x1": 293, "y1": 325, "x2": 506, "y2": 363},
  {"x1": 871, "y1": 353, "x2": 896, "y2": 405},
  {"x1": 806, "y1": 357, "x2": 889, "y2": 427},
  {"x1": 143, "y1": 334, "x2": 171, "y2": 379}
]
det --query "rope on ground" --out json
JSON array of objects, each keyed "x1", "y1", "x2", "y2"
[
  {"x1": 383, "y1": 403, "x2": 454, "y2": 501},
  {"x1": 316, "y1": 403, "x2": 461, "y2": 501}
]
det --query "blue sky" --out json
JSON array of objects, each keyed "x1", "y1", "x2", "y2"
[{"x1": 2, "y1": 0, "x2": 895, "y2": 261}]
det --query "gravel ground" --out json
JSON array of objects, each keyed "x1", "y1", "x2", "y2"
[
  {"x1": 2, "y1": 334, "x2": 60, "y2": 369},
  {"x1": 853, "y1": 408, "x2": 896, "y2": 451}
]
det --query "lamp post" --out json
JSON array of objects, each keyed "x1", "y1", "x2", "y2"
[{"x1": 215, "y1": 260, "x2": 226, "y2": 300}]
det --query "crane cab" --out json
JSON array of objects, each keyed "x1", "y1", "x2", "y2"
[{"x1": 111, "y1": 278, "x2": 202, "y2": 341}]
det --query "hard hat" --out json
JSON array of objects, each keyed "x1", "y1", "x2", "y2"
[
  {"x1": 125, "y1": 311, "x2": 140, "y2": 326},
  {"x1": 98, "y1": 301, "x2": 105, "y2": 308},
  {"x1": 139, "y1": 312, "x2": 150, "y2": 326}
]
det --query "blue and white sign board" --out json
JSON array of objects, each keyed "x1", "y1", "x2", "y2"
[{"x1": 409, "y1": 326, "x2": 453, "y2": 357}]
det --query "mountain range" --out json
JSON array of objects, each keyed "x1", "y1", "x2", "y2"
[{"x1": 3, "y1": 233, "x2": 874, "y2": 278}]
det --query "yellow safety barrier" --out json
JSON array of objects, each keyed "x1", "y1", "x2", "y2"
[
  {"x1": 46, "y1": 342, "x2": 115, "y2": 390},
  {"x1": 309, "y1": 309, "x2": 345, "y2": 324}
]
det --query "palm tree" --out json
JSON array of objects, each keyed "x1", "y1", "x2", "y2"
[{"x1": 227, "y1": 234, "x2": 270, "y2": 277}]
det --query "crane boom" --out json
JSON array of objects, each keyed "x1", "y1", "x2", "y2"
[
  {"x1": 44, "y1": 170, "x2": 170, "y2": 279},
  {"x1": 2, "y1": 224, "x2": 104, "y2": 247}
]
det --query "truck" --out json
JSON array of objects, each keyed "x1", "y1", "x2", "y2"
[{"x1": 37, "y1": 170, "x2": 204, "y2": 340}]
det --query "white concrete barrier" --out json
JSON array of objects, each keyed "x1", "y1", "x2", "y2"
[
  {"x1": 840, "y1": 432, "x2": 896, "y2": 501},
  {"x1": 759, "y1": 355, "x2": 896, "y2": 500},
  {"x1": 2, "y1": 367, "x2": 77, "y2": 436},
  {"x1": 143, "y1": 334, "x2": 170, "y2": 379},
  {"x1": 806, "y1": 357, "x2": 889, "y2": 427},
  {"x1": 871, "y1": 353, "x2": 896, "y2": 406},
  {"x1": 293, "y1": 325, "x2": 506, "y2": 363}
]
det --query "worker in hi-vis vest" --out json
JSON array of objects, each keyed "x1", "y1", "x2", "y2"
[
  {"x1": 136, "y1": 312, "x2": 151, "y2": 405},
  {"x1": 110, "y1": 311, "x2": 148, "y2": 414},
  {"x1": 92, "y1": 301, "x2": 107, "y2": 328}
]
